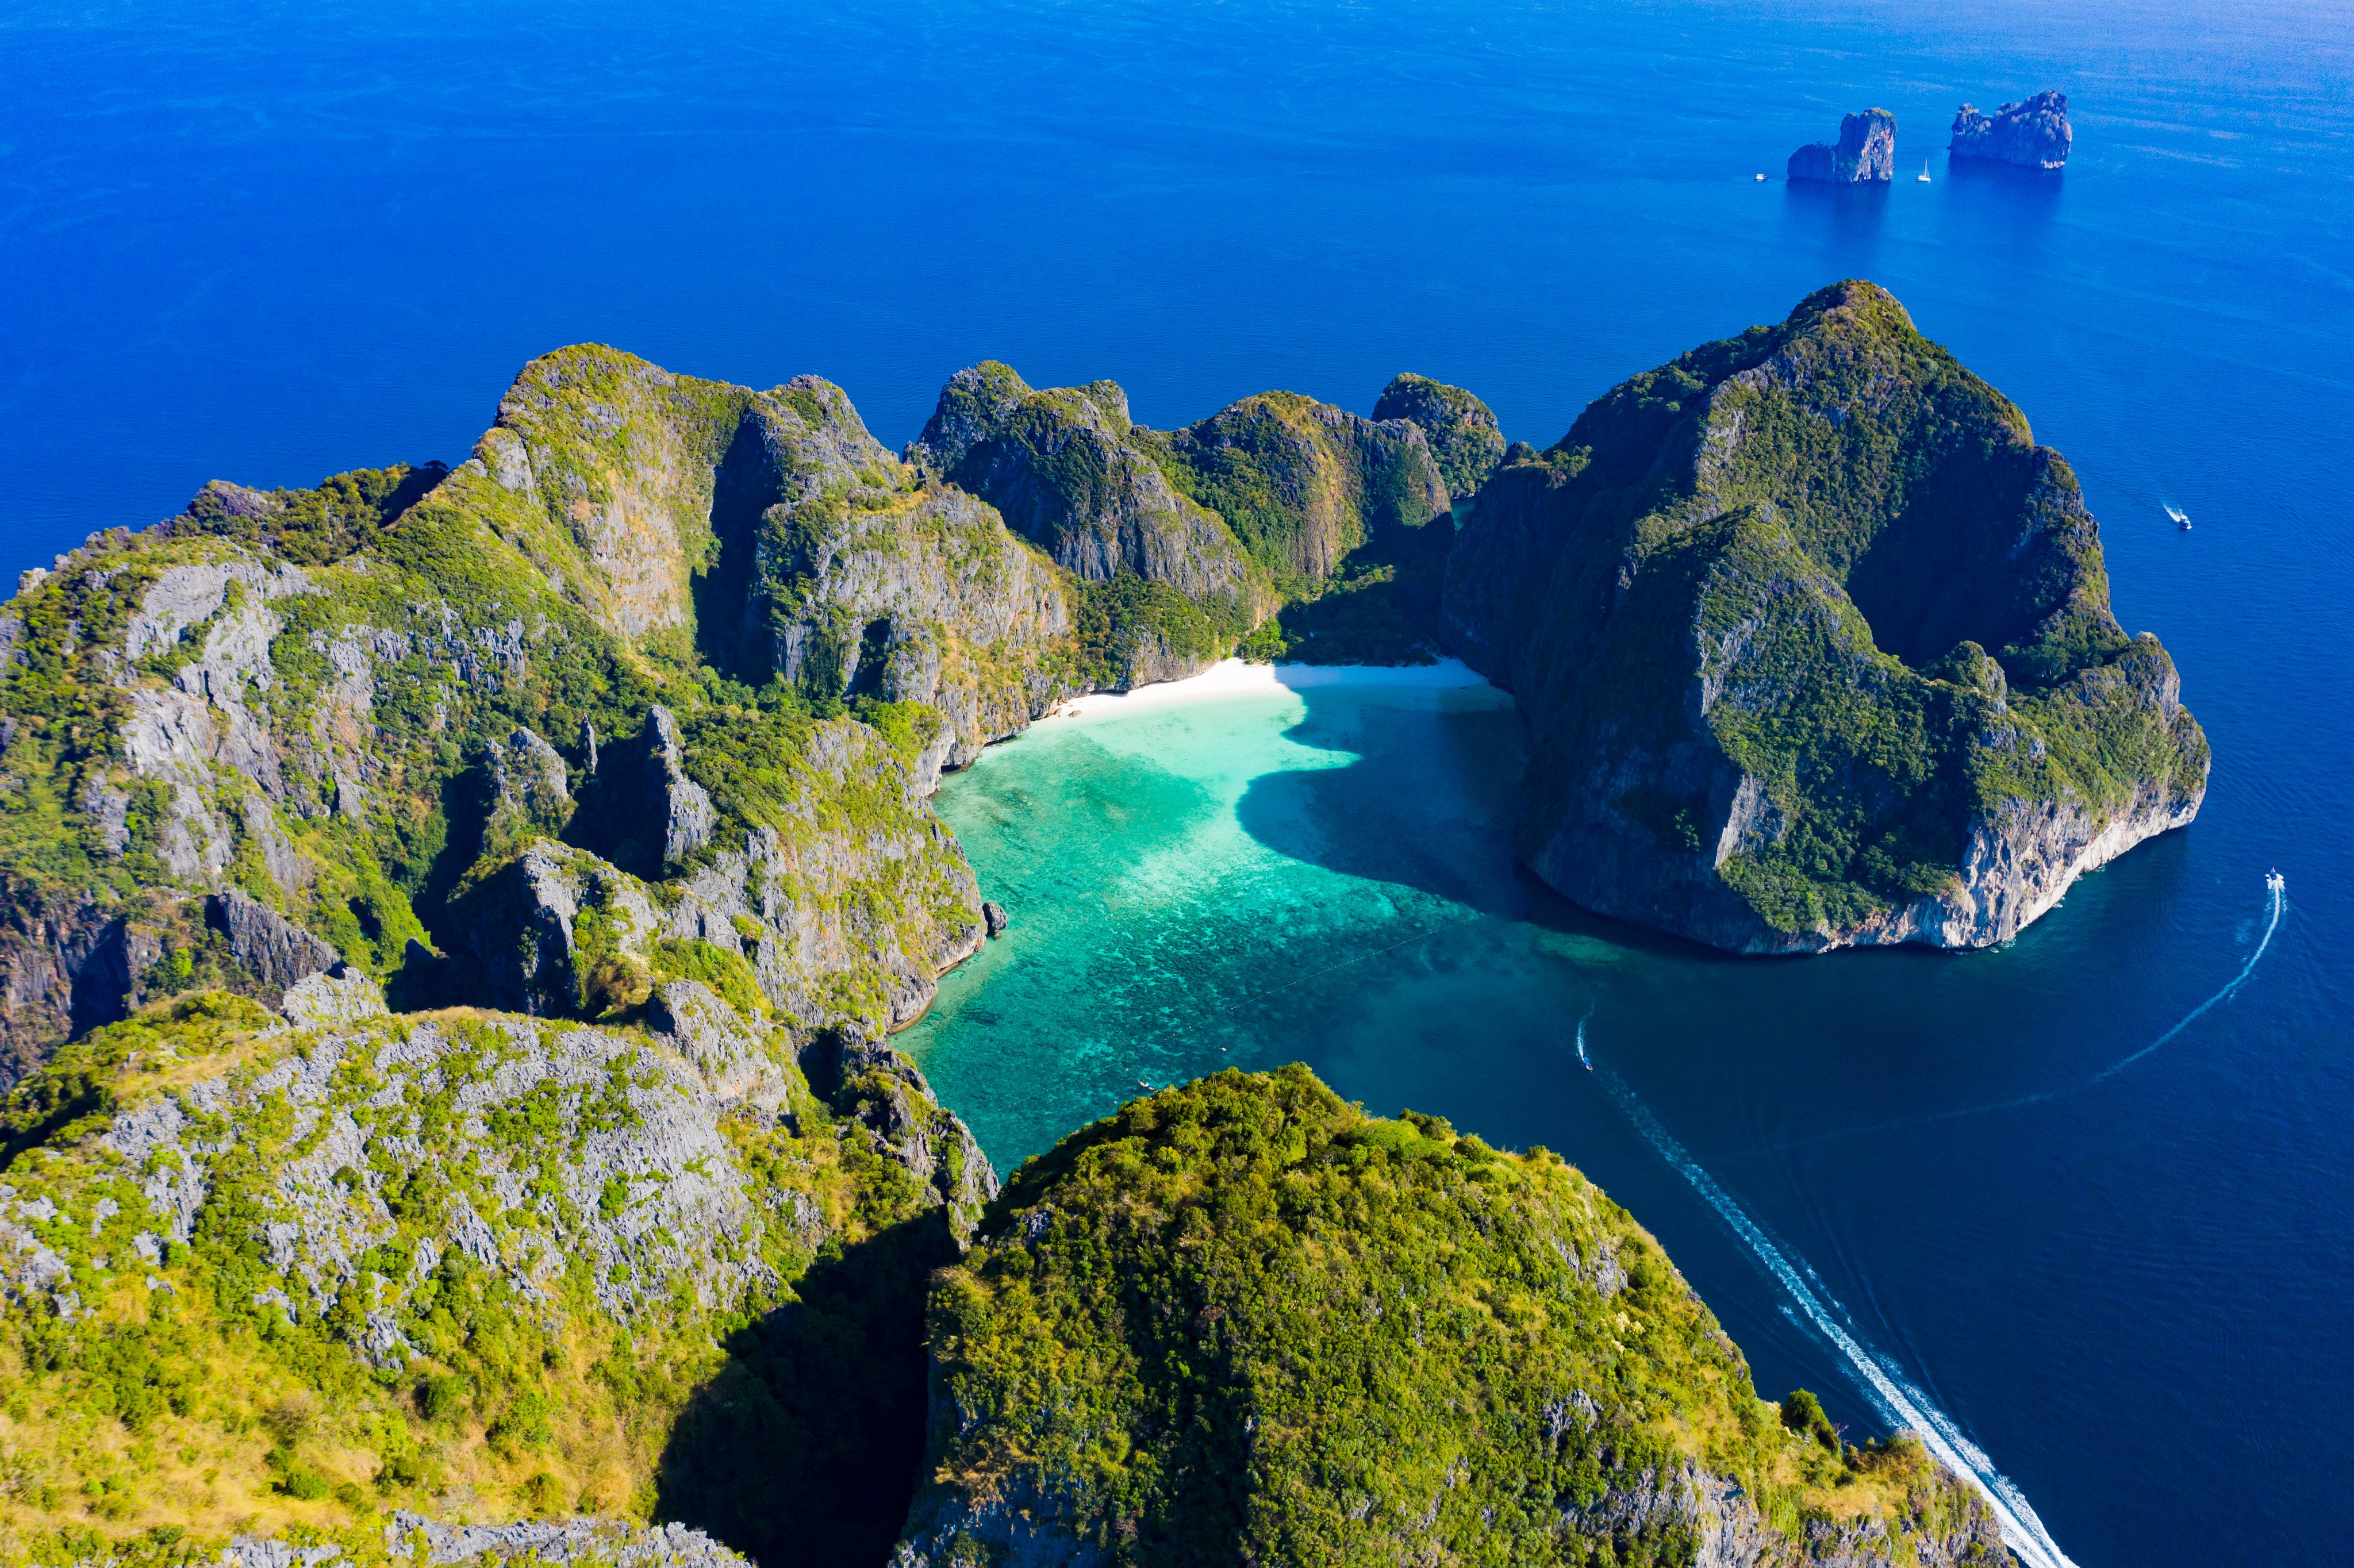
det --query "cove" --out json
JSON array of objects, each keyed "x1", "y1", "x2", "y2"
[{"x1": 905, "y1": 658, "x2": 2323, "y2": 1566}]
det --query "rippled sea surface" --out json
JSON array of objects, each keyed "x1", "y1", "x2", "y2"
[{"x1": 8, "y1": 1, "x2": 2352, "y2": 1561}]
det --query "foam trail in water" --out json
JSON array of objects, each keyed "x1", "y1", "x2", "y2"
[
  {"x1": 1592, "y1": 1061, "x2": 2081, "y2": 1568},
  {"x1": 1574, "y1": 1004, "x2": 1594, "y2": 1070},
  {"x1": 1751, "y1": 874, "x2": 2287, "y2": 1158},
  {"x1": 2075, "y1": 872, "x2": 2282, "y2": 1092}
]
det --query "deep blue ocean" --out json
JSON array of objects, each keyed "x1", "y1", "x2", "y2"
[{"x1": 6, "y1": 2, "x2": 2351, "y2": 1562}]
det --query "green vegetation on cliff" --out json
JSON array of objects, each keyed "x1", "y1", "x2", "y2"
[
  {"x1": 911, "y1": 360, "x2": 1492, "y2": 668},
  {"x1": 0, "y1": 983, "x2": 983, "y2": 1565},
  {"x1": 0, "y1": 344, "x2": 1009, "y2": 1072},
  {"x1": 898, "y1": 1066, "x2": 2011, "y2": 1567}
]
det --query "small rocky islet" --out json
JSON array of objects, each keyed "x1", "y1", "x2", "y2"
[
  {"x1": 1950, "y1": 92, "x2": 2073, "y2": 170},
  {"x1": 1785, "y1": 92, "x2": 2071, "y2": 180},
  {"x1": 0, "y1": 279, "x2": 2186, "y2": 1563}
]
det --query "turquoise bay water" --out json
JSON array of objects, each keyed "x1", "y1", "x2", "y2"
[
  {"x1": 909, "y1": 666, "x2": 2326, "y2": 1568},
  {"x1": 905, "y1": 673, "x2": 1548, "y2": 1144}
]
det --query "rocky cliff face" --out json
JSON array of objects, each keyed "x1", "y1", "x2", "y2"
[
  {"x1": 906, "y1": 363, "x2": 1263, "y2": 612},
  {"x1": 1950, "y1": 91, "x2": 2071, "y2": 170},
  {"x1": 909, "y1": 362, "x2": 1489, "y2": 667},
  {"x1": 762, "y1": 473, "x2": 1077, "y2": 769},
  {"x1": 0, "y1": 340, "x2": 1504, "y2": 1075},
  {"x1": 1789, "y1": 109, "x2": 1898, "y2": 183},
  {"x1": 0, "y1": 348, "x2": 1042, "y2": 1079},
  {"x1": 894, "y1": 1067, "x2": 2014, "y2": 1568},
  {"x1": 1442, "y1": 281, "x2": 2207, "y2": 953},
  {"x1": 0, "y1": 975, "x2": 993, "y2": 1551},
  {"x1": 1144, "y1": 389, "x2": 1450, "y2": 582}
]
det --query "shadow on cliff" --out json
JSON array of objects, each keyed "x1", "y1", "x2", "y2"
[
  {"x1": 654, "y1": 1207, "x2": 961, "y2": 1567},
  {"x1": 1230, "y1": 678, "x2": 1830, "y2": 969},
  {"x1": 1230, "y1": 682, "x2": 1529, "y2": 919}
]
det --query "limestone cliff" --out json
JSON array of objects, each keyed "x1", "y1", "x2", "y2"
[
  {"x1": 1950, "y1": 91, "x2": 2072, "y2": 170},
  {"x1": 0, "y1": 341, "x2": 1489, "y2": 1073},
  {"x1": 0, "y1": 348, "x2": 1037, "y2": 1076},
  {"x1": 1441, "y1": 281, "x2": 2206, "y2": 953},
  {"x1": 1143, "y1": 389, "x2": 1450, "y2": 583},
  {"x1": 905, "y1": 363, "x2": 1264, "y2": 612},
  {"x1": 911, "y1": 361, "x2": 1481, "y2": 667},
  {"x1": 1788, "y1": 109, "x2": 1898, "y2": 183}
]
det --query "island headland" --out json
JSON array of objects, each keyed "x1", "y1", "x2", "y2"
[
  {"x1": 0, "y1": 279, "x2": 2183, "y2": 1563},
  {"x1": 1442, "y1": 281, "x2": 2206, "y2": 952}
]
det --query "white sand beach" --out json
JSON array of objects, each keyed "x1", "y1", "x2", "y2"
[{"x1": 1044, "y1": 658, "x2": 1493, "y2": 724}]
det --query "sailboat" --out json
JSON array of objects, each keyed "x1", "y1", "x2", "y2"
[
  {"x1": 2165, "y1": 504, "x2": 2192, "y2": 529},
  {"x1": 1917, "y1": 160, "x2": 1931, "y2": 183}
]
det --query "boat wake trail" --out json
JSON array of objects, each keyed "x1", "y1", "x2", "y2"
[
  {"x1": 1591, "y1": 1060, "x2": 2082, "y2": 1568},
  {"x1": 1758, "y1": 873, "x2": 2289, "y2": 1158},
  {"x1": 1574, "y1": 1004, "x2": 1594, "y2": 1070},
  {"x1": 2072, "y1": 870, "x2": 2283, "y2": 1093}
]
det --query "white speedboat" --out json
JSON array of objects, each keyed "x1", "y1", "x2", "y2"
[
  {"x1": 2165, "y1": 504, "x2": 2191, "y2": 529},
  {"x1": 2267, "y1": 868, "x2": 2286, "y2": 894},
  {"x1": 1917, "y1": 160, "x2": 1931, "y2": 183}
]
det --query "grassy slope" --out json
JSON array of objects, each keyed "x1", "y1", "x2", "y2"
[{"x1": 0, "y1": 989, "x2": 962, "y2": 1566}]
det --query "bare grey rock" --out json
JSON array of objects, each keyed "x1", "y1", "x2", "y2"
[
  {"x1": 206, "y1": 888, "x2": 340, "y2": 993},
  {"x1": 80, "y1": 777, "x2": 131, "y2": 855},
  {"x1": 1789, "y1": 108, "x2": 1897, "y2": 183},
  {"x1": 483, "y1": 725, "x2": 574, "y2": 852},
  {"x1": 280, "y1": 969, "x2": 387, "y2": 1030},
  {"x1": 648, "y1": 978, "x2": 769, "y2": 1099},
  {"x1": 122, "y1": 556, "x2": 312, "y2": 664},
  {"x1": 241, "y1": 791, "x2": 310, "y2": 891},
  {"x1": 379, "y1": 1513, "x2": 753, "y2": 1567},
  {"x1": 1950, "y1": 91, "x2": 2071, "y2": 169}
]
